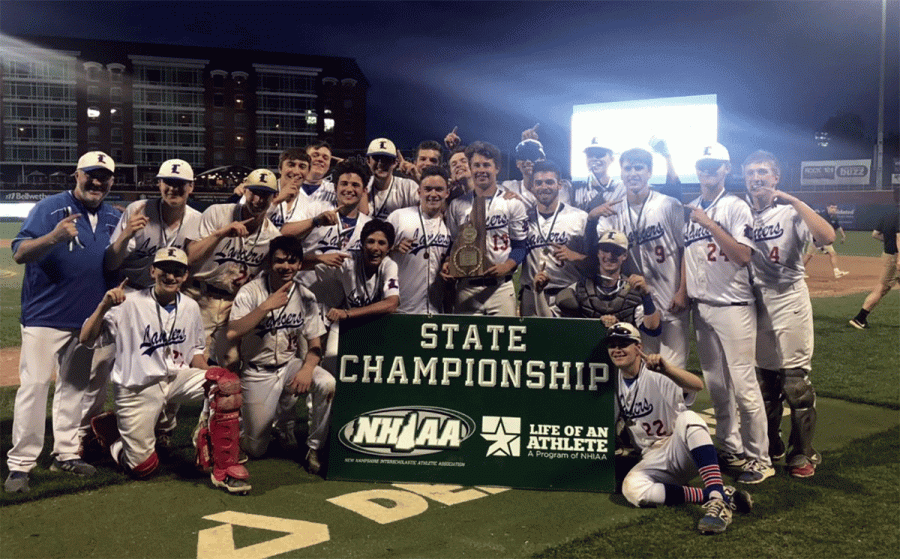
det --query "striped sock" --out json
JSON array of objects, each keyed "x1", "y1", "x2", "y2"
[{"x1": 691, "y1": 444, "x2": 725, "y2": 502}]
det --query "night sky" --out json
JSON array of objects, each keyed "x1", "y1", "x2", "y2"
[{"x1": 2, "y1": 0, "x2": 897, "y2": 178}]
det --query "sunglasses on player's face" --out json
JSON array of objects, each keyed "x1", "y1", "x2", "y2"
[
  {"x1": 162, "y1": 178, "x2": 190, "y2": 188},
  {"x1": 607, "y1": 339, "x2": 637, "y2": 349},
  {"x1": 696, "y1": 160, "x2": 725, "y2": 175},
  {"x1": 86, "y1": 169, "x2": 114, "y2": 182}
]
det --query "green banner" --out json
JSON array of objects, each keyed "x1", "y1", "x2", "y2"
[{"x1": 328, "y1": 314, "x2": 616, "y2": 492}]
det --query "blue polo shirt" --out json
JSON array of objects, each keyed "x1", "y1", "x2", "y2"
[{"x1": 13, "y1": 191, "x2": 121, "y2": 328}]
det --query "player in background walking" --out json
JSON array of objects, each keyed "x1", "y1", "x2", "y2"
[
  {"x1": 80, "y1": 248, "x2": 250, "y2": 493},
  {"x1": 683, "y1": 143, "x2": 772, "y2": 484},
  {"x1": 744, "y1": 150, "x2": 831, "y2": 478},
  {"x1": 5, "y1": 151, "x2": 121, "y2": 493},
  {"x1": 227, "y1": 237, "x2": 335, "y2": 475},
  {"x1": 597, "y1": 148, "x2": 688, "y2": 367},
  {"x1": 802, "y1": 204, "x2": 849, "y2": 279},
  {"x1": 387, "y1": 166, "x2": 453, "y2": 314},
  {"x1": 849, "y1": 203, "x2": 900, "y2": 329},
  {"x1": 606, "y1": 322, "x2": 752, "y2": 535},
  {"x1": 519, "y1": 160, "x2": 588, "y2": 316}
]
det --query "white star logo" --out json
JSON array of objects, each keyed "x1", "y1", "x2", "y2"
[{"x1": 481, "y1": 416, "x2": 521, "y2": 457}]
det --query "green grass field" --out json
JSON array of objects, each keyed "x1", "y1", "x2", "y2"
[{"x1": 0, "y1": 222, "x2": 898, "y2": 558}]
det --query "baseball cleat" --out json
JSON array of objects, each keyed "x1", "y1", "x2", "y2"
[
  {"x1": 717, "y1": 450, "x2": 747, "y2": 469},
  {"x1": 724, "y1": 485, "x2": 753, "y2": 513},
  {"x1": 306, "y1": 448, "x2": 322, "y2": 475},
  {"x1": 50, "y1": 458, "x2": 97, "y2": 477},
  {"x1": 789, "y1": 462, "x2": 816, "y2": 478},
  {"x1": 4, "y1": 471, "x2": 30, "y2": 493},
  {"x1": 769, "y1": 439, "x2": 786, "y2": 462},
  {"x1": 737, "y1": 459, "x2": 775, "y2": 484},
  {"x1": 697, "y1": 497, "x2": 732, "y2": 534},
  {"x1": 849, "y1": 318, "x2": 868, "y2": 329},
  {"x1": 211, "y1": 473, "x2": 251, "y2": 495}
]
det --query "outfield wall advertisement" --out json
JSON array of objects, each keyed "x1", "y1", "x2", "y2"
[{"x1": 328, "y1": 314, "x2": 616, "y2": 492}]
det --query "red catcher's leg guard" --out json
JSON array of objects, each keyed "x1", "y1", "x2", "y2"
[
  {"x1": 205, "y1": 367, "x2": 250, "y2": 482},
  {"x1": 131, "y1": 452, "x2": 160, "y2": 479}
]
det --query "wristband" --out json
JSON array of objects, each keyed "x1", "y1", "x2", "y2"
[{"x1": 641, "y1": 293, "x2": 657, "y2": 315}]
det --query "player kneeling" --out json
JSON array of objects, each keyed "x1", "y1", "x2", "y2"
[
  {"x1": 608, "y1": 323, "x2": 751, "y2": 534},
  {"x1": 226, "y1": 236, "x2": 335, "y2": 475},
  {"x1": 81, "y1": 248, "x2": 250, "y2": 494}
]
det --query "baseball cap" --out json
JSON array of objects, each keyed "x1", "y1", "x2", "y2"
[
  {"x1": 153, "y1": 247, "x2": 188, "y2": 267},
  {"x1": 605, "y1": 322, "x2": 641, "y2": 345},
  {"x1": 584, "y1": 138, "x2": 613, "y2": 157},
  {"x1": 515, "y1": 139, "x2": 545, "y2": 162},
  {"x1": 597, "y1": 230, "x2": 629, "y2": 251},
  {"x1": 77, "y1": 151, "x2": 115, "y2": 173},
  {"x1": 367, "y1": 138, "x2": 398, "y2": 158},
  {"x1": 243, "y1": 169, "x2": 278, "y2": 193},
  {"x1": 697, "y1": 143, "x2": 730, "y2": 163},
  {"x1": 156, "y1": 159, "x2": 194, "y2": 181}
]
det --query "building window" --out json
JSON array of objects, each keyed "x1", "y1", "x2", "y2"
[
  {"x1": 324, "y1": 118, "x2": 335, "y2": 132},
  {"x1": 235, "y1": 112, "x2": 247, "y2": 128},
  {"x1": 110, "y1": 87, "x2": 122, "y2": 100},
  {"x1": 235, "y1": 95, "x2": 244, "y2": 110},
  {"x1": 111, "y1": 148, "x2": 123, "y2": 161},
  {"x1": 235, "y1": 149, "x2": 247, "y2": 164},
  {"x1": 88, "y1": 85, "x2": 100, "y2": 100},
  {"x1": 235, "y1": 134, "x2": 246, "y2": 148},
  {"x1": 214, "y1": 130, "x2": 224, "y2": 147},
  {"x1": 86, "y1": 66, "x2": 101, "y2": 82},
  {"x1": 214, "y1": 93, "x2": 225, "y2": 107},
  {"x1": 87, "y1": 126, "x2": 100, "y2": 142},
  {"x1": 111, "y1": 127, "x2": 123, "y2": 144},
  {"x1": 87, "y1": 106, "x2": 101, "y2": 120},
  {"x1": 110, "y1": 106, "x2": 123, "y2": 123},
  {"x1": 213, "y1": 74, "x2": 225, "y2": 88},
  {"x1": 214, "y1": 150, "x2": 225, "y2": 166},
  {"x1": 213, "y1": 112, "x2": 224, "y2": 127}
]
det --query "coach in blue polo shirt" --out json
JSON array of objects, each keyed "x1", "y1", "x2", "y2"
[{"x1": 5, "y1": 151, "x2": 121, "y2": 493}]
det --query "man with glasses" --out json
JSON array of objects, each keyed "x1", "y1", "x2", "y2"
[
  {"x1": 683, "y1": 143, "x2": 772, "y2": 484},
  {"x1": 604, "y1": 322, "x2": 752, "y2": 535},
  {"x1": 5, "y1": 151, "x2": 122, "y2": 493},
  {"x1": 365, "y1": 138, "x2": 419, "y2": 220}
]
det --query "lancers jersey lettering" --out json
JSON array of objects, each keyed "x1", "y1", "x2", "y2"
[
  {"x1": 522, "y1": 203, "x2": 588, "y2": 289},
  {"x1": 387, "y1": 206, "x2": 452, "y2": 314},
  {"x1": 317, "y1": 253, "x2": 400, "y2": 310},
  {"x1": 616, "y1": 365, "x2": 696, "y2": 454},
  {"x1": 683, "y1": 192, "x2": 756, "y2": 304},
  {"x1": 749, "y1": 202, "x2": 811, "y2": 287},
  {"x1": 368, "y1": 176, "x2": 419, "y2": 220},
  {"x1": 95, "y1": 290, "x2": 205, "y2": 388},
  {"x1": 110, "y1": 198, "x2": 202, "y2": 288},
  {"x1": 189, "y1": 203, "x2": 280, "y2": 295},
  {"x1": 446, "y1": 188, "x2": 528, "y2": 266},
  {"x1": 597, "y1": 190, "x2": 685, "y2": 319},
  {"x1": 230, "y1": 273, "x2": 327, "y2": 367}
]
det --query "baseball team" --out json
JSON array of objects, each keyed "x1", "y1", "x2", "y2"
[{"x1": 6, "y1": 129, "x2": 849, "y2": 534}]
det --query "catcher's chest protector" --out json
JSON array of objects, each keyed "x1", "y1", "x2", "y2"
[{"x1": 575, "y1": 278, "x2": 642, "y2": 322}]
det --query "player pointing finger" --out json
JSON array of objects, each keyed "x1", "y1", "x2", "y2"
[
  {"x1": 261, "y1": 280, "x2": 293, "y2": 311},
  {"x1": 102, "y1": 279, "x2": 129, "y2": 308},
  {"x1": 52, "y1": 213, "x2": 80, "y2": 243}
]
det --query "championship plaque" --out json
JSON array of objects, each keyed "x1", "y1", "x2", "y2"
[{"x1": 447, "y1": 194, "x2": 493, "y2": 278}]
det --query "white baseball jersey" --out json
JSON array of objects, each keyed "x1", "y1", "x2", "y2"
[
  {"x1": 189, "y1": 204, "x2": 281, "y2": 295},
  {"x1": 268, "y1": 198, "x2": 302, "y2": 230},
  {"x1": 522, "y1": 203, "x2": 588, "y2": 289},
  {"x1": 386, "y1": 206, "x2": 452, "y2": 314},
  {"x1": 616, "y1": 365, "x2": 696, "y2": 454},
  {"x1": 446, "y1": 188, "x2": 528, "y2": 266},
  {"x1": 94, "y1": 289, "x2": 205, "y2": 388},
  {"x1": 597, "y1": 190, "x2": 685, "y2": 318},
  {"x1": 296, "y1": 178, "x2": 336, "y2": 207},
  {"x1": 749, "y1": 202, "x2": 811, "y2": 287},
  {"x1": 572, "y1": 176, "x2": 625, "y2": 213},
  {"x1": 316, "y1": 253, "x2": 400, "y2": 309},
  {"x1": 110, "y1": 199, "x2": 202, "y2": 289},
  {"x1": 230, "y1": 273, "x2": 327, "y2": 368},
  {"x1": 368, "y1": 175, "x2": 419, "y2": 220},
  {"x1": 684, "y1": 192, "x2": 756, "y2": 304}
]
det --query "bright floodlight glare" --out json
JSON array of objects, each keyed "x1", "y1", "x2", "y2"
[
  {"x1": 571, "y1": 94, "x2": 718, "y2": 185},
  {"x1": 815, "y1": 131, "x2": 830, "y2": 147}
]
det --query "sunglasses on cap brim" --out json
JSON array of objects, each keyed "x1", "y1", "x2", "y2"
[
  {"x1": 153, "y1": 263, "x2": 188, "y2": 275},
  {"x1": 85, "y1": 169, "x2": 114, "y2": 181},
  {"x1": 696, "y1": 160, "x2": 726, "y2": 173}
]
